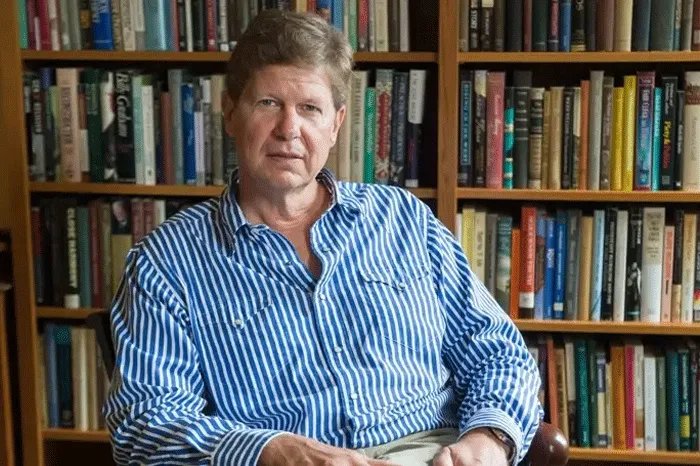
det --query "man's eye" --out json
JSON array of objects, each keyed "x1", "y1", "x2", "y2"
[
  {"x1": 302, "y1": 104, "x2": 320, "y2": 113},
  {"x1": 260, "y1": 99, "x2": 276, "y2": 106}
]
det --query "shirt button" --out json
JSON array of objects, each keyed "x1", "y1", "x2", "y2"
[
  {"x1": 334, "y1": 346, "x2": 343, "y2": 353},
  {"x1": 350, "y1": 393, "x2": 359, "y2": 400},
  {"x1": 233, "y1": 318, "x2": 243, "y2": 327},
  {"x1": 318, "y1": 293, "x2": 326, "y2": 301},
  {"x1": 398, "y1": 282, "x2": 407, "y2": 290},
  {"x1": 320, "y1": 246, "x2": 331, "y2": 252}
]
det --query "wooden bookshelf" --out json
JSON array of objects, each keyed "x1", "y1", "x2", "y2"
[
  {"x1": 515, "y1": 319, "x2": 700, "y2": 336},
  {"x1": 568, "y1": 448, "x2": 700, "y2": 464},
  {"x1": 0, "y1": 287, "x2": 15, "y2": 466},
  {"x1": 457, "y1": 188, "x2": 700, "y2": 203},
  {"x1": 43, "y1": 429, "x2": 110, "y2": 443},
  {"x1": 29, "y1": 182, "x2": 437, "y2": 199},
  {"x1": 37, "y1": 307, "x2": 99, "y2": 320},
  {"x1": 459, "y1": 51, "x2": 700, "y2": 63},
  {"x1": 21, "y1": 50, "x2": 438, "y2": 63}
]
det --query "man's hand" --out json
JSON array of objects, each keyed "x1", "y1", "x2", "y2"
[
  {"x1": 432, "y1": 428, "x2": 510, "y2": 466},
  {"x1": 258, "y1": 433, "x2": 401, "y2": 466}
]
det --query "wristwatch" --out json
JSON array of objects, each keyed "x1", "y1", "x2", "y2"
[{"x1": 486, "y1": 427, "x2": 517, "y2": 465}]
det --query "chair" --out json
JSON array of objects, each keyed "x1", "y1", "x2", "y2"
[{"x1": 88, "y1": 311, "x2": 568, "y2": 466}]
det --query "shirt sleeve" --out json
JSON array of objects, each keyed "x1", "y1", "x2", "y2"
[
  {"x1": 104, "y1": 246, "x2": 287, "y2": 466},
  {"x1": 424, "y1": 209, "x2": 543, "y2": 463}
]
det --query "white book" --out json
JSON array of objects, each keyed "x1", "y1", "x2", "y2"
[
  {"x1": 185, "y1": 0, "x2": 194, "y2": 52},
  {"x1": 588, "y1": 71, "x2": 604, "y2": 190},
  {"x1": 350, "y1": 71, "x2": 367, "y2": 183},
  {"x1": 120, "y1": 0, "x2": 135, "y2": 51},
  {"x1": 48, "y1": 0, "x2": 61, "y2": 50},
  {"x1": 614, "y1": 0, "x2": 634, "y2": 51},
  {"x1": 58, "y1": 0, "x2": 71, "y2": 49},
  {"x1": 473, "y1": 210, "x2": 487, "y2": 282},
  {"x1": 683, "y1": 72, "x2": 700, "y2": 191},
  {"x1": 71, "y1": 327, "x2": 89, "y2": 431},
  {"x1": 613, "y1": 209, "x2": 629, "y2": 322},
  {"x1": 455, "y1": 213, "x2": 462, "y2": 242},
  {"x1": 194, "y1": 94, "x2": 205, "y2": 186},
  {"x1": 641, "y1": 207, "x2": 665, "y2": 322},
  {"x1": 85, "y1": 330, "x2": 99, "y2": 430},
  {"x1": 142, "y1": 81, "x2": 156, "y2": 185},
  {"x1": 218, "y1": 0, "x2": 229, "y2": 51},
  {"x1": 643, "y1": 351, "x2": 657, "y2": 451},
  {"x1": 682, "y1": 213, "x2": 697, "y2": 322},
  {"x1": 154, "y1": 199, "x2": 166, "y2": 227},
  {"x1": 564, "y1": 339, "x2": 577, "y2": 432},
  {"x1": 56, "y1": 68, "x2": 82, "y2": 182},
  {"x1": 399, "y1": 0, "x2": 410, "y2": 51},
  {"x1": 374, "y1": 0, "x2": 389, "y2": 52},
  {"x1": 132, "y1": 0, "x2": 146, "y2": 50},
  {"x1": 368, "y1": 0, "x2": 376, "y2": 51}
]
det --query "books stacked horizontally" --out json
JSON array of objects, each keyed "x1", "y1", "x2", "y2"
[
  {"x1": 457, "y1": 205, "x2": 700, "y2": 323},
  {"x1": 457, "y1": 70, "x2": 700, "y2": 191},
  {"x1": 460, "y1": 0, "x2": 700, "y2": 52}
]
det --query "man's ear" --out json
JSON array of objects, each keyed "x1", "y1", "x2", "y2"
[
  {"x1": 223, "y1": 94, "x2": 237, "y2": 137},
  {"x1": 329, "y1": 104, "x2": 346, "y2": 146}
]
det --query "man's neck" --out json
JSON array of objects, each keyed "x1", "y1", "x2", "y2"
[{"x1": 237, "y1": 178, "x2": 329, "y2": 232}]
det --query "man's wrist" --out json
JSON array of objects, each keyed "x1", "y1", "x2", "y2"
[{"x1": 462, "y1": 427, "x2": 515, "y2": 465}]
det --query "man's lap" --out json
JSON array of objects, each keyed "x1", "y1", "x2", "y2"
[{"x1": 355, "y1": 428, "x2": 459, "y2": 466}]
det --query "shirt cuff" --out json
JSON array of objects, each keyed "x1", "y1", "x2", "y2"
[
  {"x1": 211, "y1": 428, "x2": 289, "y2": 466},
  {"x1": 459, "y1": 408, "x2": 526, "y2": 466}
]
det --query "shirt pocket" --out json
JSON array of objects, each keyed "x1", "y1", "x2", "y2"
[
  {"x1": 194, "y1": 293, "x2": 293, "y2": 395},
  {"x1": 357, "y1": 260, "x2": 445, "y2": 352}
]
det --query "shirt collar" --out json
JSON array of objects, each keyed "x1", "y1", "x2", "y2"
[{"x1": 217, "y1": 168, "x2": 364, "y2": 248}]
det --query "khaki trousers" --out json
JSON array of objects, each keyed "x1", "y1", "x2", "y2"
[{"x1": 355, "y1": 428, "x2": 460, "y2": 466}]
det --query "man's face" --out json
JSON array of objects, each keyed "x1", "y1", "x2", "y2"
[{"x1": 224, "y1": 64, "x2": 345, "y2": 194}]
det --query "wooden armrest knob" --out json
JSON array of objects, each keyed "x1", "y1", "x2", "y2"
[{"x1": 527, "y1": 422, "x2": 569, "y2": 466}]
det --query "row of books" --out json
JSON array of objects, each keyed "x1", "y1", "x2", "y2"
[
  {"x1": 19, "y1": 0, "x2": 412, "y2": 53},
  {"x1": 24, "y1": 66, "x2": 429, "y2": 189},
  {"x1": 531, "y1": 336, "x2": 700, "y2": 451},
  {"x1": 31, "y1": 197, "x2": 194, "y2": 309},
  {"x1": 457, "y1": 205, "x2": 700, "y2": 324},
  {"x1": 459, "y1": 0, "x2": 700, "y2": 53},
  {"x1": 458, "y1": 70, "x2": 700, "y2": 192},
  {"x1": 38, "y1": 323, "x2": 110, "y2": 430}
]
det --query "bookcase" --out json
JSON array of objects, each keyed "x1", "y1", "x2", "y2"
[{"x1": 2, "y1": 0, "x2": 700, "y2": 465}]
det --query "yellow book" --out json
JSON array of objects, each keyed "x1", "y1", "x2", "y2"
[
  {"x1": 623, "y1": 76, "x2": 637, "y2": 191},
  {"x1": 611, "y1": 87, "x2": 624, "y2": 191},
  {"x1": 578, "y1": 216, "x2": 593, "y2": 321},
  {"x1": 461, "y1": 206, "x2": 475, "y2": 264}
]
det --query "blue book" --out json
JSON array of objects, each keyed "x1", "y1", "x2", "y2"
[
  {"x1": 503, "y1": 86, "x2": 515, "y2": 189},
  {"x1": 331, "y1": 0, "x2": 343, "y2": 31},
  {"x1": 145, "y1": 1, "x2": 170, "y2": 50},
  {"x1": 168, "y1": 70, "x2": 184, "y2": 184},
  {"x1": 459, "y1": 75, "x2": 473, "y2": 187},
  {"x1": 554, "y1": 211, "x2": 567, "y2": 320},
  {"x1": 559, "y1": 0, "x2": 572, "y2": 52},
  {"x1": 590, "y1": 209, "x2": 605, "y2": 321},
  {"x1": 90, "y1": 0, "x2": 114, "y2": 50},
  {"x1": 544, "y1": 217, "x2": 556, "y2": 320},
  {"x1": 534, "y1": 211, "x2": 547, "y2": 319},
  {"x1": 181, "y1": 79, "x2": 196, "y2": 184},
  {"x1": 496, "y1": 216, "x2": 513, "y2": 312},
  {"x1": 43, "y1": 323, "x2": 59, "y2": 427},
  {"x1": 54, "y1": 325, "x2": 73, "y2": 427},
  {"x1": 652, "y1": 87, "x2": 663, "y2": 191},
  {"x1": 636, "y1": 71, "x2": 655, "y2": 190}
]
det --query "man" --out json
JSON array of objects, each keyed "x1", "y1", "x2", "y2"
[{"x1": 104, "y1": 9, "x2": 542, "y2": 466}]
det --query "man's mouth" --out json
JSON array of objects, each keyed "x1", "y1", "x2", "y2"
[{"x1": 268, "y1": 152, "x2": 304, "y2": 160}]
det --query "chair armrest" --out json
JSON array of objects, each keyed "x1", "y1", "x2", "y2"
[{"x1": 526, "y1": 422, "x2": 568, "y2": 466}]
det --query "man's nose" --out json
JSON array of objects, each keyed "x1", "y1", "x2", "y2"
[{"x1": 275, "y1": 106, "x2": 301, "y2": 140}]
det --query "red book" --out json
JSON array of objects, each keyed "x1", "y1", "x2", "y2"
[
  {"x1": 131, "y1": 198, "x2": 144, "y2": 243},
  {"x1": 486, "y1": 72, "x2": 505, "y2": 189},
  {"x1": 206, "y1": 0, "x2": 217, "y2": 51},
  {"x1": 357, "y1": 0, "x2": 369, "y2": 51},
  {"x1": 26, "y1": 0, "x2": 38, "y2": 50},
  {"x1": 693, "y1": 0, "x2": 700, "y2": 51},
  {"x1": 37, "y1": 0, "x2": 50, "y2": 50},
  {"x1": 510, "y1": 228, "x2": 521, "y2": 319},
  {"x1": 143, "y1": 200, "x2": 155, "y2": 236},
  {"x1": 519, "y1": 207, "x2": 537, "y2": 319},
  {"x1": 523, "y1": 0, "x2": 533, "y2": 52}
]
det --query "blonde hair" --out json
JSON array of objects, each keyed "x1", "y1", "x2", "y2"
[{"x1": 226, "y1": 9, "x2": 353, "y2": 110}]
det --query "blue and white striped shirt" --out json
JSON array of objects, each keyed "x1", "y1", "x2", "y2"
[{"x1": 104, "y1": 169, "x2": 542, "y2": 466}]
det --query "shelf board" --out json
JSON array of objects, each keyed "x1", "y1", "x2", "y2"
[
  {"x1": 459, "y1": 51, "x2": 700, "y2": 63},
  {"x1": 515, "y1": 319, "x2": 700, "y2": 336},
  {"x1": 37, "y1": 307, "x2": 100, "y2": 320},
  {"x1": 43, "y1": 429, "x2": 109, "y2": 442},
  {"x1": 457, "y1": 188, "x2": 700, "y2": 203},
  {"x1": 568, "y1": 447, "x2": 700, "y2": 464},
  {"x1": 29, "y1": 182, "x2": 436, "y2": 199},
  {"x1": 21, "y1": 50, "x2": 437, "y2": 63}
]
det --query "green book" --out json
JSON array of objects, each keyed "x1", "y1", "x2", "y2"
[
  {"x1": 667, "y1": 347, "x2": 681, "y2": 451},
  {"x1": 657, "y1": 354, "x2": 668, "y2": 451},
  {"x1": 587, "y1": 339, "x2": 598, "y2": 446},
  {"x1": 348, "y1": 0, "x2": 358, "y2": 51},
  {"x1": 364, "y1": 87, "x2": 376, "y2": 184},
  {"x1": 679, "y1": 346, "x2": 691, "y2": 450},
  {"x1": 81, "y1": 68, "x2": 104, "y2": 182},
  {"x1": 19, "y1": 0, "x2": 28, "y2": 49},
  {"x1": 575, "y1": 338, "x2": 591, "y2": 447}
]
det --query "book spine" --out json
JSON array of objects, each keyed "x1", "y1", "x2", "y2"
[
  {"x1": 641, "y1": 207, "x2": 665, "y2": 322},
  {"x1": 534, "y1": 211, "x2": 546, "y2": 319},
  {"x1": 570, "y1": 0, "x2": 585, "y2": 51},
  {"x1": 553, "y1": 211, "x2": 567, "y2": 319},
  {"x1": 672, "y1": 210, "x2": 685, "y2": 322},
  {"x1": 558, "y1": 0, "x2": 571, "y2": 51},
  {"x1": 667, "y1": 348, "x2": 681, "y2": 450},
  {"x1": 544, "y1": 217, "x2": 556, "y2": 319},
  {"x1": 514, "y1": 71, "x2": 532, "y2": 188},
  {"x1": 611, "y1": 87, "x2": 624, "y2": 190},
  {"x1": 662, "y1": 77, "x2": 679, "y2": 190},
  {"x1": 623, "y1": 76, "x2": 637, "y2": 191},
  {"x1": 650, "y1": 0, "x2": 676, "y2": 51},
  {"x1": 613, "y1": 209, "x2": 628, "y2": 322},
  {"x1": 598, "y1": 0, "x2": 614, "y2": 51},
  {"x1": 564, "y1": 210, "x2": 580, "y2": 321},
  {"x1": 615, "y1": 0, "x2": 634, "y2": 51},
  {"x1": 633, "y1": 0, "x2": 652, "y2": 51},
  {"x1": 588, "y1": 71, "x2": 604, "y2": 190},
  {"x1": 495, "y1": 215, "x2": 513, "y2": 311},
  {"x1": 519, "y1": 206, "x2": 537, "y2": 319},
  {"x1": 560, "y1": 87, "x2": 573, "y2": 190},
  {"x1": 680, "y1": 347, "x2": 691, "y2": 449},
  {"x1": 364, "y1": 87, "x2": 376, "y2": 183},
  {"x1": 406, "y1": 69, "x2": 426, "y2": 188},
  {"x1": 683, "y1": 72, "x2": 700, "y2": 190},
  {"x1": 503, "y1": 86, "x2": 515, "y2": 189},
  {"x1": 506, "y1": 0, "x2": 522, "y2": 51},
  {"x1": 681, "y1": 0, "x2": 694, "y2": 50},
  {"x1": 575, "y1": 338, "x2": 591, "y2": 447},
  {"x1": 486, "y1": 72, "x2": 505, "y2": 189},
  {"x1": 601, "y1": 207, "x2": 617, "y2": 321},
  {"x1": 529, "y1": 88, "x2": 544, "y2": 189},
  {"x1": 474, "y1": 70, "x2": 487, "y2": 187},
  {"x1": 599, "y1": 77, "x2": 614, "y2": 190},
  {"x1": 579, "y1": 80, "x2": 589, "y2": 189},
  {"x1": 590, "y1": 210, "x2": 605, "y2": 321},
  {"x1": 91, "y1": 0, "x2": 114, "y2": 50},
  {"x1": 675, "y1": 89, "x2": 685, "y2": 190},
  {"x1": 548, "y1": 87, "x2": 563, "y2": 190},
  {"x1": 682, "y1": 213, "x2": 697, "y2": 323},
  {"x1": 652, "y1": 87, "x2": 663, "y2": 190},
  {"x1": 458, "y1": 73, "x2": 472, "y2": 187},
  {"x1": 532, "y1": 0, "x2": 549, "y2": 51},
  {"x1": 663, "y1": 226, "x2": 675, "y2": 322},
  {"x1": 636, "y1": 71, "x2": 655, "y2": 190},
  {"x1": 584, "y1": 0, "x2": 596, "y2": 50},
  {"x1": 626, "y1": 208, "x2": 643, "y2": 321},
  {"x1": 470, "y1": 0, "x2": 480, "y2": 51}
]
